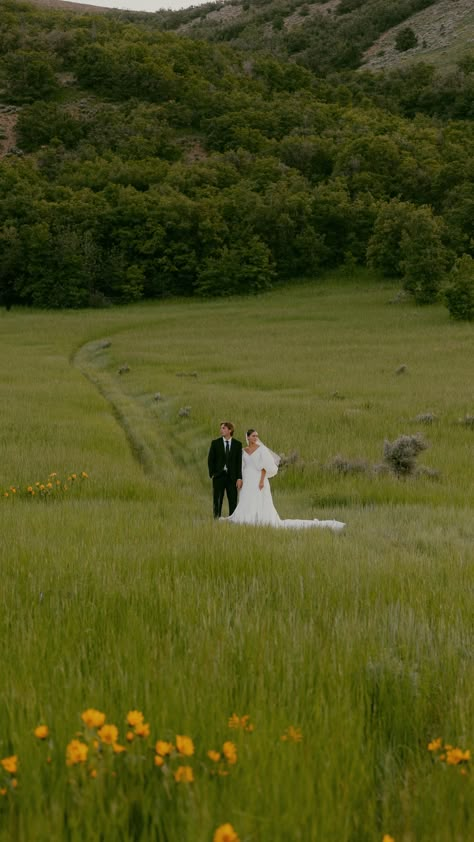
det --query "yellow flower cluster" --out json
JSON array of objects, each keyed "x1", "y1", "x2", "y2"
[
  {"x1": 228, "y1": 713, "x2": 254, "y2": 732},
  {"x1": 2, "y1": 471, "x2": 89, "y2": 500},
  {"x1": 4, "y1": 706, "x2": 301, "y2": 841},
  {"x1": 0, "y1": 755, "x2": 18, "y2": 796},
  {"x1": 280, "y1": 726, "x2": 303, "y2": 743},
  {"x1": 153, "y1": 734, "x2": 197, "y2": 781},
  {"x1": 428, "y1": 737, "x2": 471, "y2": 773},
  {"x1": 206, "y1": 741, "x2": 238, "y2": 777}
]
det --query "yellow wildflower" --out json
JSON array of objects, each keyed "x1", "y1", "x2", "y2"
[
  {"x1": 66, "y1": 740, "x2": 88, "y2": 766},
  {"x1": 428, "y1": 737, "x2": 442, "y2": 752},
  {"x1": 3, "y1": 493, "x2": 8, "y2": 498},
  {"x1": 71, "y1": 474, "x2": 77, "y2": 480},
  {"x1": 112, "y1": 743, "x2": 126, "y2": 754},
  {"x1": 1, "y1": 756, "x2": 18, "y2": 775},
  {"x1": 176, "y1": 735, "x2": 194, "y2": 756},
  {"x1": 11, "y1": 779, "x2": 17, "y2": 789},
  {"x1": 98, "y1": 724, "x2": 119, "y2": 745},
  {"x1": 154, "y1": 755, "x2": 164, "y2": 767},
  {"x1": 49, "y1": 473, "x2": 57, "y2": 478},
  {"x1": 81, "y1": 472, "x2": 89, "y2": 479},
  {"x1": 228, "y1": 713, "x2": 254, "y2": 732},
  {"x1": 281, "y1": 726, "x2": 303, "y2": 743},
  {"x1": 155, "y1": 740, "x2": 174, "y2": 756},
  {"x1": 134, "y1": 722, "x2": 150, "y2": 738},
  {"x1": 127, "y1": 710, "x2": 144, "y2": 728},
  {"x1": 81, "y1": 709, "x2": 106, "y2": 729},
  {"x1": 46, "y1": 482, "x2": 53, "y2": 489},
  {"x1": 222, "y1": 742, "x2": 237, "y2": 765},
  {"x1": 126, "y1": 731, "x2": 135, "y2": 742},
  {"x1": 446, "y1": 748, "x2": 471, "y2": 766},
  {"x1": 90, "y1": 769, "x2": 97, "y2": 779},
  {"x1": 34, "y1": 725, "x2": 49, "y2": 740},
  {"x1": 0, "y1": 789, "x2": 6, "y2": 797},
  {"x1": 207, "y1": 750, "x2": 221, "y2": 763},
  {"x1": 174, "y1": 765, "x2": 194, "y2": 783},
  {"x1": 382, "y1": 836, "x2": 395, "y2": 842},
  {"x1": 213, "y1": 823, "x2": 240, "y2": 842}
]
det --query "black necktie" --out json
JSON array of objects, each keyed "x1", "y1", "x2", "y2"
[{"x1": 225, "y1": 440, "x2": 230, "y2": 466}]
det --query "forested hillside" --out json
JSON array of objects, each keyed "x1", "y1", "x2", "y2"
[{"x1": 0, "y1": 0, "x2": 473, "y2": 310}]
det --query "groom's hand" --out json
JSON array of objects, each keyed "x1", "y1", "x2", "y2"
[{"x1": 236, "y1": 480, "x2": 243, "y2": 490}]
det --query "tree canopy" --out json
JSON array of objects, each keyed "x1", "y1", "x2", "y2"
[{"x1": 0, "y1": 0, "x2": 473, "y2": 312}]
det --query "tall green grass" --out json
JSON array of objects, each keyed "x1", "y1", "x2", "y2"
[{"x1": 0, "y1": 271, "x2": 473, "y2": 841}]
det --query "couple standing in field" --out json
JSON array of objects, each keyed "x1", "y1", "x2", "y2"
[{"x1": 207, "y1": 421, "x2": 345, "y2": 531}]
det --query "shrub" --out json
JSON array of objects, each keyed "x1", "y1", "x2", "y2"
[
  {"x1": 444, "y1": 254, "x2": 474, "y2": 321},
  {"x1": 395, "y1": 27, "x2": 418, "y2": 52},
  {"x1": 195, "y1": 237, "x2": 275, "y2": 296},
  {"x1": 327, "y1": 455, "x2": 369, "y2": 475},
  {"x1": 383, "y1": 433, "x2": 428, "y2": 476}
]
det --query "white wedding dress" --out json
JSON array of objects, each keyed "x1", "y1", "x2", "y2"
[{"x1": 223, "y1": 446, "x2": 345, "y2": 531}]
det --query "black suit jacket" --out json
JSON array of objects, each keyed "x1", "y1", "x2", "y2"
[{"x1": 208, "y1": 437, "x2": 243, "y2": 482}]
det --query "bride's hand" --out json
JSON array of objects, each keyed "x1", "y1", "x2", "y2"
[{"x1": 258, "y1": 479, "x2": 264, "y2": 490}]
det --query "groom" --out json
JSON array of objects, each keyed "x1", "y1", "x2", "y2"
[{"x1": 208, "y1": 421, "x2": 243, "y2": 518}]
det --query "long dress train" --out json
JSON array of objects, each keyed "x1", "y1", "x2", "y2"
[{"x1": 223, "y1": 447, "x2": 345, "y2": 531}]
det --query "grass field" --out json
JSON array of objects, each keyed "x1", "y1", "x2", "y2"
[{"x1": 0, "y1": 270, "x2": 473, "y2": 841}]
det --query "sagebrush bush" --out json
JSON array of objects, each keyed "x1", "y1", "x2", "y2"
[{"x1": 383, "y1": 433, "x2": 428, "y2": 476}]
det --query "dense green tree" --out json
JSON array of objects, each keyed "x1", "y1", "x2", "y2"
[
  {"x1": 444, "y1": 254, "x2": 474, "y2": 321},
  {"x1": 3, "y1": 50, "x2": 59, "y2": 102},
  {"x1": 195, "y1": 236, "x2": 275, "y2": 296},
  {"x1": 367, "y1": 199, "x2": 418, "y2": 277},
  {"x1": 16, "y1": 102, "x2": 84, "y2": 151},
  {"x1": 400, "y1": 206, "x2": 448, "y2": 304},
  {"x1": 395, "y1": 26, "x2": 418, "y2": 52}
]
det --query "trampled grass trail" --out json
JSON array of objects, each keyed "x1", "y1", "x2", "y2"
[{"x1": 0, "y1": 272, "x2": 473, "y2": 841}]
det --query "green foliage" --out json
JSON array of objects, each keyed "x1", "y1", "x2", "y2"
[
  {"x1": 0, "y1": 0, "x2": 472, "y2": 309},
  {"x1": 395, "y1": 26, "x2": 419, "y2": 52},
  {"x1": 367, "y1": 199, "x2": 418, "y2": 277},
  {"x1": 399, "y1": 206, "x2": 448, "y2": 304},
  {"x1": 367, "y1": 200, "x2": 448, "y2": 303},
  {"x1": 444, "y1": 254, "x2": 474, "y2": 321},
  {"x1": 3, "y1": 49, "x2": 59, "y2": 102},
  {"x1": 16, "y1": 102, "x2": 84, "y2": 151},
  {"x1": 195, "y1": 236, "x2": 275, "y2": 296}
]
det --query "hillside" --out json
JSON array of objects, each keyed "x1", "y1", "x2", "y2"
[
  {"x1": 151, "y1": 0, "x2": 473, "y2": 75},
  {"x1": 21, "y1": 0, "x2": 120, "y2": 12},
  {"x1": 23, "y1": 0, "x2": 474, "y2": 74},
  {"x1": 362, "y1": 0, "x2": 474, "y2": 72},
  {"x1": 0, "y1": 0, "x2": 473, "y2": 312}
]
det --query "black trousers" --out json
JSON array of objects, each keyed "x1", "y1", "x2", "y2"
[{"x1": 213, "y1": 472, "x2": 238, "y2": 518}]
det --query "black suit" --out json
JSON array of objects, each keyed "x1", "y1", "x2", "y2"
[{"x1": 208, "y1": 437, "x2": 243, "y2": 518}]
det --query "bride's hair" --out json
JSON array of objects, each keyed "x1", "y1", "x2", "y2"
[{"x1": 246, "y1": 428, "x2": 256, "y2": 438}]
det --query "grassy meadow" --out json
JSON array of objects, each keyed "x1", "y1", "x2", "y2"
[{"x1": 0, "y1": 270, "x2": 473, "y2": 842}]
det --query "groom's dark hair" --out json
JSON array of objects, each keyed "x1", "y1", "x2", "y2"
[{"x1": 221, "y1": 421, "x2": 234, "y2": 436}]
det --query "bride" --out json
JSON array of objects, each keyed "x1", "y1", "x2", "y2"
[{"x1": 222, "y1": 430, "x2": 345, "y2": 531}]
